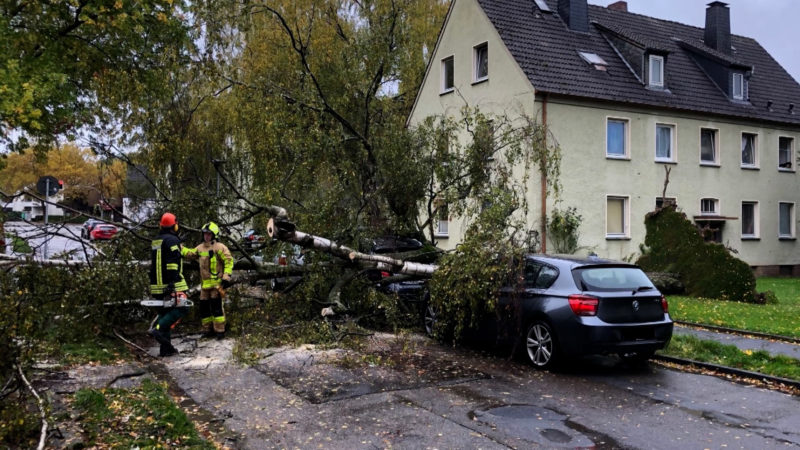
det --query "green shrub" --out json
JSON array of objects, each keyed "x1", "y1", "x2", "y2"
[
  {"x1": 637, "y1": 205, "x2": 756, "y2": 302},
  {"x1": 547, "y1": 206, "x2": 582, "y2": 254}
]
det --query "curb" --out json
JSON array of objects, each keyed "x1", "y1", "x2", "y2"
[
  {"x1": 654, "y1": 354, "x2": 800, "y2": 391},
  {"x1": 674, "y1": 320, "x2": 800, "y2": 345}
]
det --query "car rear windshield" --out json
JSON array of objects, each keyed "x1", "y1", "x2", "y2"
[{"x1": 572, "y1": 266, "x2": 654, "y2": 292}]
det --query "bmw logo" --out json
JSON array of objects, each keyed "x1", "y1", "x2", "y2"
[{"x1": 632, "y1": 300, "x2": 640, "y2": 311}]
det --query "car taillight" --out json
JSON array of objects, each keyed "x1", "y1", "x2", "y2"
[
  {"x1": 381, "y1": 271, "x2": 391, "y2": 278},
  {"x1": 278, "y1": 253, "x2": 287, "y2": 266},
  {"x1": 568, "y1": 294, "x2": 599, "y2": 316},
  {"x1": 661, "y1": 295, "x2": 669, "y2": 313}
]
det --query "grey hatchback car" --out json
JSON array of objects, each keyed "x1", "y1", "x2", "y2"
[{"x1": 428, "y1": 254, "x2": 673, "y2": 368}]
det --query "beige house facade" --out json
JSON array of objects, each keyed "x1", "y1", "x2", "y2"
[{"x1": 408, "y1": 0, "x2": 800, "y2": 274}]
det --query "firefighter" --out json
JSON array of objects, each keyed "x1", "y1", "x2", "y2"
[
  {"x1": 185, "y1": 221, "x2": 233, "y2": 339},
  {"x1": 148, "y1": 212, "x2": 190, "y2": 356}
]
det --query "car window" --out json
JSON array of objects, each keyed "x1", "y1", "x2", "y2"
[
  {"x1": 573, "y1": 266, "x2": 654, "y2": 292},
  {"x1": 534, "y1": 265, "x2": 559, "y2": 289},
  {"x1": 523, "y1": 262, "x2": 541, "y2": 288}
]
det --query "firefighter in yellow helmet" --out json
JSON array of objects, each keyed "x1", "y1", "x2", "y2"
[{"x1": 185, "y1": 221, "x2": 233, "y2": 339}]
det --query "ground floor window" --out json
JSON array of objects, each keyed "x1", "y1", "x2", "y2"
[
  {"x1": 741, "y1": 201, "x2": 759, "y2": 238},
  {"x1": 606, "y1": 196, "x2": 628, "y2": 238},
  {"x1": 779, "y1": 202, "x2": 795, "y2": 238}
]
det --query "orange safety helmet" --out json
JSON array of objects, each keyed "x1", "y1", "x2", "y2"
[{"x1": 160, "y1": 212, "x2": 178, "y2": 230}]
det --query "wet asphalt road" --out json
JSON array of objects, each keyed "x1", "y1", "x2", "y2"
[
  {"x1": 4, "y1": 221, "x2": 96, "y2": 259},
  {"x1": 162, "y1": 333, "x2": 800, "y2": 449}
]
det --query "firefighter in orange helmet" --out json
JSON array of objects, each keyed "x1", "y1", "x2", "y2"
[{"x1": 148, "y1": 212, "x2": 190, "y2": 356}]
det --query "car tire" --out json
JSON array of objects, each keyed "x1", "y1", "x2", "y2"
[
  {"x1": 525, "y1": 320, "x2": 559, "y2": 369},
  {"x1": 423, "y1": 302, "x2": 437, "y2": 338}
]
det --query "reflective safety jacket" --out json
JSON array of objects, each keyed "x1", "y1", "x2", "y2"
[
  {"x1": 186, "y1": 241, "x2": 233, "y2": 289},
  {"x1": 149, "y1": 232, "x2": 190, "y2": 295}
]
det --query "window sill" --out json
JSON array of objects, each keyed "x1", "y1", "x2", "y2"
[
  {"x1": 606, "y1": 155, "x2": 630, "y2": 160},
  {"x1": 740, "y1": 165, "x2": 759, "y2": 170},
  {"x1": 741, "y1": 236, "x2": 760, "y2": 241},
  {"x1": 605, "y1": 236, "x2": 631, "y2": 240},
  {"x1": 778, "y1": 168, "x2": 796, "y2": 173},
  {"x1": 700, "y1": 162, "x2": 720, "y2": 167},
  {"x1": 471, "y1": 78, "x2": 488, "y2": 86},
  {"x1": 655, "y1": 159, "x2": 677, "y2": 165},
  {"x1": 440, "y1": 88, "x2": 454, "y2": 96},
  {"x1": 778, "y1": 236, "x2": 796, "y2": 241},
  {"x1": 434, "y1": 233, "x2": 449, "y2": 239}
]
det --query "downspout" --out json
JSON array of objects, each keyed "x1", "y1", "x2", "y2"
[{"x1": 540, "y1": 93, "x2": 548, "y2": 253}]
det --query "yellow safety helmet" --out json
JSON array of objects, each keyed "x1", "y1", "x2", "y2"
[{"x1": 201, "y1": 222, "x2": 220, "y2": 239}]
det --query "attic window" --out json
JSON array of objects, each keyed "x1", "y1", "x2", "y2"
[
  {"x1": 578, "y1": 52, "x2": 608, "y2": 70},
  {"x1": 732, "y1": 72, "x2": 744, "y2": 100},
  {"x1": 649, "y1": 55, "x2": 664, "y2": 87},
  {"x1": 533, "y1": 0, "x2": 551, "y2": 12}
]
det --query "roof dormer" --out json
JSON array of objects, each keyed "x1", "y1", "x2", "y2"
[{"x1": 593, "y1": 22, "x2": 670, "y2": 89}]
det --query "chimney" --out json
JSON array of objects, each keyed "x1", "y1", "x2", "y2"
[
  {"x1": 704, "y1": 1, "x2": 731, "y2": 54},
  {"x1": 607, "y1": 1, "x2": 627, "y2": 12},
  {"x1": 558, "y1": 0, "x2": 589, "y2": 32}
]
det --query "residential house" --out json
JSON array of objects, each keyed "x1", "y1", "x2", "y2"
[{"x1": 407, "y1": 0, "x2": 800, "y2": 274}]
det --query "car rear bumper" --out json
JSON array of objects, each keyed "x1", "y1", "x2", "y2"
[{"x1": 559, "y1": 320, "x2": 674, "y2": 356}]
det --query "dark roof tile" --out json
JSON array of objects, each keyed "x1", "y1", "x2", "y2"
[{"x1": 475, "y1": 0, "x2": 800, "y2": 126}]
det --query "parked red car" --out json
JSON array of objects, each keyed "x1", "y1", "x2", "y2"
[{"x1": 89, "y1": 224, "x2": 118, "y2": 240}]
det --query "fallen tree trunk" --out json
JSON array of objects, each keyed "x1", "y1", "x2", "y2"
[{"x1": 267, "y1": 218, "x2": 438, "y2": 277}]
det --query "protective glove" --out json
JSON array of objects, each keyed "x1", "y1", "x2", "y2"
[{"x1": 221, "y1": 279, "x2": 232, "y2": 289}]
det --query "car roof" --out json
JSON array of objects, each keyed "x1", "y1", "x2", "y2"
[{"x1": 526, "y1": 253, "x2": 637, "y2": 269}]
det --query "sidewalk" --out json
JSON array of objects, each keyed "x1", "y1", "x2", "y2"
[{"x1": 673, "y1": 324, "x2": 800, "y2": 360}]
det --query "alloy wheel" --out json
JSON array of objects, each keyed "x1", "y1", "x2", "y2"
[{"x1": 526, "y1": 322, "x2": 555, "y2": 368}]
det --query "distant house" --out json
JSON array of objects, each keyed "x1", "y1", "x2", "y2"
[
  {"x1": 2, "y1": 192, "x2": 65, "y2": 221},
  {"x1": 408, "y1": 0, "x2": 800, "y2": 274}
]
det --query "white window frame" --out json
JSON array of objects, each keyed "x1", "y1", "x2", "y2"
[
  {"x1": 699, "y1": 127, "x2": 719, "y2": 166},
  {"x1": 741, "y1": 132, "x2": 758, "y2": 168},
  {"x1": 441, "y1": 55, "x2": 454, "y2": 94},
  {"x1": 649, "y1": 55, "x2": 664, "y2": 87},
  {"x1": 779, "y1": 201, "x2": 795, "y2": 238},
  {"x1": 606, "y1": 195, "x2": 630, "y2": 239},
  {"x1": 778, "y1": 136, "x2": 795, "y2": 172},
  {"x1": 435, "y1": 203, "x2": 449, "y2": 237},
  {"x1": 700, "y1": 198, "x2": 719, "y2": 216},
  {"x1": 732, "y1": 72, "x2": 744, "y2": 100},
  {"x1": 606, "y1": 117, "x2": 629, "y2": 159},
  {"x1": 473, "y1": 42, "x2": 488, "y2": 83},
  {"x1": 655, "y1": 123, "x2": 676, "y2": 162},
  {"x1": 741, "y1": 201, "x2": 759, "y2": 239}
]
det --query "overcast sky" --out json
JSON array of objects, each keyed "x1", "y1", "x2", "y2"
[{"x1": 589, "y1": 0, "x2": 799, "y2": 83}]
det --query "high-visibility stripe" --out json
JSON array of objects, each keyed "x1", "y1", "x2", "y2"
[
  {"x1": 156, "y1": 249, "x2": 162, "y2": 286},
  {"x1": 201, "y1": 317, "x2": 213, "y2": 325},
  {"x1": 170, "y1": 245, "x2": 179, "y2": 251},
  {"x1": 166, "y1": 263, "x2": 178, "y2": 270},
  {"x1": 213, "y1": 316, "x2": 226, "y2": 323},
  {"x1": 202, "y1": 279, "x2": 220, "y2": 288}
]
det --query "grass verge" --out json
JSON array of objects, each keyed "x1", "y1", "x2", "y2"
[
  {"x1": 71, "y1": 378, "x2": 215, "y2": 449},
  {"x1": 660, "y1": 335, "x2": 800, "y2": 381},
  {"x1": 667, "y1": 277, "x2": 800, "y2": 338}
]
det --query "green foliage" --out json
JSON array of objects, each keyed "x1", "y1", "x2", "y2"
[
  {"x1": 668, "y1": 278, "x2": 800, "y2": 338},
  {"x1": 661, "y1": 335, "x2": 800, "y2": 381},
  {"x1": 429, "y1": 188, "x2": 529, "y2": 342},
  {"x1": 1, "y1": 0, "x2": 194, "y2": 155},
  {"x1": 637, "y1": 205, "x2": 756, "y2": 302},
  {"x1": 547, "y1": 207, "x2": 582, "y2": 254},
  {"x1": 72, "y1": 379, "x2": 214, "y2": 448}
]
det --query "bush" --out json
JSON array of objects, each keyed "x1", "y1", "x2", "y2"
[
  {"x1": 637, "y1": 205, "x2": 756, "y2": 302},
  {"x1": 547, "y1": 207, "x2": 582, "y2": 254}
]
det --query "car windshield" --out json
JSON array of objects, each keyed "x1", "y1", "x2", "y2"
[{"x1": 573, "y1": 266, "x2": 654, "y2": 292}]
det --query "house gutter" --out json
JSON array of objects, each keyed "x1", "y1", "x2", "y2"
[{"x1": 541, "y1": 93, "x2": 548, "y2": 253}]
